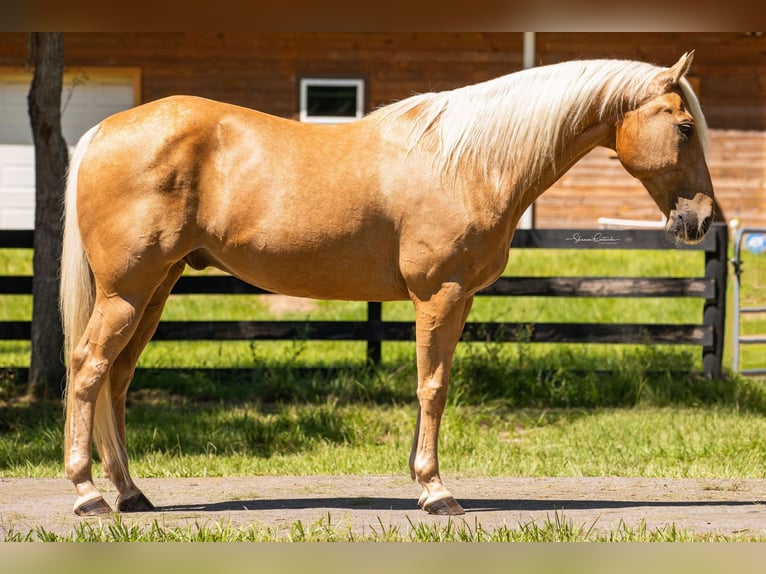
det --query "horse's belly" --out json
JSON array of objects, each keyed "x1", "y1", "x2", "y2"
[
  {"x1": 234, "y1": 262, "x2": 407, "y2": 301},
  {"x1": 196, "y1": 238, "x2": 408, "y2": 302}
]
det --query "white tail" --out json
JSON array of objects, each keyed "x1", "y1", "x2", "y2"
[
  {"x1": 61, "y1": 126, "x2": 97, "y2": 396},
  {"x1": 60, "y1": 124, "x2": 125, "y2": 478}
]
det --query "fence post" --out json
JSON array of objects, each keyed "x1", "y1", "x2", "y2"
[
  {"x1": 702, "y1": 223, "x2": 728, "y2": 378},
  {"x1": 366, "y1": 301, "x2": 382, "y2": 364}
]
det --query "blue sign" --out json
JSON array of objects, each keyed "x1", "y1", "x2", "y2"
[{"x1": 744, "y1": 233, "x2": 766, "y2": 255}]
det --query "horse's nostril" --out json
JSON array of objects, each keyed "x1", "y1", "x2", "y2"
[{"x1": 699, "y1": 215, "x2": 712, "y2": 235}]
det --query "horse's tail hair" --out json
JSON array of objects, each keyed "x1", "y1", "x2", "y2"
[
  {"x1": 61, "y1": 124, "x2": 125, "y2": 479},
  {"x1": 61, "y1": 125, "x2": 98, "y2": 395}
]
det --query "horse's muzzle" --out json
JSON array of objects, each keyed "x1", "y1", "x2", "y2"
[{"x1": 666, "y1": 193, "x2": 714, "y2": 244}]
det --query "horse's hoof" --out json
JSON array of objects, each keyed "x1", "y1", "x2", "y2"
[
  {"x1": 117, "y1": 492, "x2": 155, "y2": 513},
  {"x1": 423, "y1": 496, "x2": 465, "y2": 516},
  {"x1": 74, "y1": 497, "x2": 113, "y2": 516}
]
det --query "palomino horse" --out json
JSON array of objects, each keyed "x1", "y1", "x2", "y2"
[{"x1": 61, "y1": 52, "x2": 714, "y2": 516}]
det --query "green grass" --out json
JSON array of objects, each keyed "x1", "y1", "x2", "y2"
[
  {"x1": 4, "y1": 354, "x2": 766, "y2": 480},
  {"x1": 4, "y1": 511, "x2": 763, "y2": 542},
  {"x1": 4, "y1": 371, "x2": 766, "y2": 544}
]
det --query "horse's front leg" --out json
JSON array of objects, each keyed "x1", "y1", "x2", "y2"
[{"x1": 409, "y1": 283, "x2": 473, "y2": 515}]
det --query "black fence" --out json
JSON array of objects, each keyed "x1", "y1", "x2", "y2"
[{"x1": 0, "y1": 224, "x2": 728, "y2": 378}]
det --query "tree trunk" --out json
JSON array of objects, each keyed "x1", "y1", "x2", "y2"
[{"x1": 27, "y1": 33, "x2": 68, "y2": 400}]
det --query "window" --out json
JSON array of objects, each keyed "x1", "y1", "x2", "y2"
[
  {"x1": 299, "y1": 78, "x2": 365, "y2": 124},
  {"x1": 0, "y1": 67, "x2": 140, "y2": 145},
  {"x1": 0, "y1": 67, "x2": 140, "y2": 228}
]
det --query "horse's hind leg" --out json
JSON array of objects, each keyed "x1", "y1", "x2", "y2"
[
  {"x1": 100, "y1": 261, "x2": 186, "y2": 512},
  {"x1": 66, "y1": 290, "x2": 151, "y2": 515},
  {"x1": 408, "y1": 285, "x2": 473, "y2": 515}
]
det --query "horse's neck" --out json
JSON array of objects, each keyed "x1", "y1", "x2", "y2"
[{"x1": 509, "y1": 120, "x2": 615, "y2": 222}]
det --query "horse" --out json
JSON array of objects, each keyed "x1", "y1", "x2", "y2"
[{"x1": 60, "y1": 52, "x2": 714, "y2": 516}]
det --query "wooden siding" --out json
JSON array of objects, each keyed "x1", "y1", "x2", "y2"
[
  {"x1": 0, "y1": 32, "x2": 763, "y2": 228},
  {"x1": 57, "y1": 33, "x2": 528, "y2": 119},
  {"x1": 2, "y1": 33, "x2": 762, "y2": 129}
]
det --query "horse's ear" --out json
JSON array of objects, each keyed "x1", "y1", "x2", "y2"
[{"x1": 654, "y1": 50, "x2": 695, "y2": 91}]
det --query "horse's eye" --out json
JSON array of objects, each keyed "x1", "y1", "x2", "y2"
[{"x1": 677, "y1": 122, "x2": 694, "y2": 140}]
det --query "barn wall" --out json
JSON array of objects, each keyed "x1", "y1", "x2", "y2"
[{"x1": 59, "y1": 33, "x2": 527, "y2": 118}]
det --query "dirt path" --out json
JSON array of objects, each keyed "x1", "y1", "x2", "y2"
[{"x1": 3, "y1": 476, "x2": 766, "y2": 538}]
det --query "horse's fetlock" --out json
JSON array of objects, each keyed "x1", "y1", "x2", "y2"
[
  {"x1": 413, "y1": 457, "x2": 439, "y2": 483},
  {"x1": 65, "y1": 451, "x2": 92, "y2": 480}
]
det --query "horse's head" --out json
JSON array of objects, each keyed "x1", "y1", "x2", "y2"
[{"x1": 613, "y1": 51, "x2": 714, "y2": 244}]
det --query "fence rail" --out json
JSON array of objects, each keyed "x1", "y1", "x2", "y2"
[{"x1": 0, "y1": 224, "x2": 728, "y2": 377}]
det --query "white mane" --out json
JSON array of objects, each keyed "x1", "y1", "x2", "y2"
[{"x1": 372, "y1": 59, "x2": 708, "y2": 190}]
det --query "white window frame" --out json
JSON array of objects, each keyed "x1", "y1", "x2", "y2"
[{"x1": 299, "y1": 77, "x2": 365, "y2": 124}]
